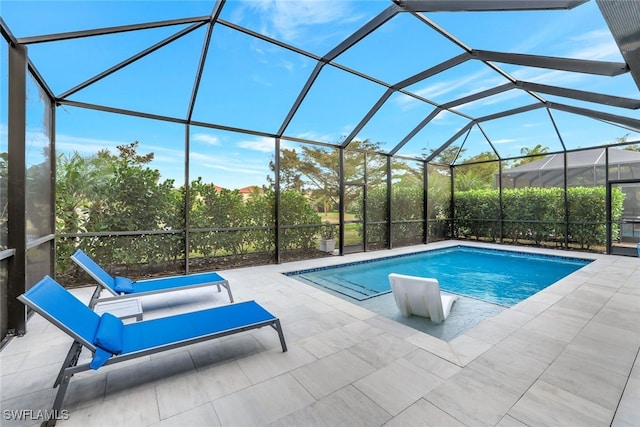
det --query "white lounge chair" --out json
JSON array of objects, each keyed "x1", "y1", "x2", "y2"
[{"x1": 388, "y1": 273, "x2": 457, "y2": 323}]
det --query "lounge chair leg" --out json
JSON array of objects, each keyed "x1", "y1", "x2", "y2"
[
  {"x1": 45, "y1": 371, "x2": 72, "y2": 426},
  {"x1": 214, "y1": 281, "x2": 234, "y2": 303},
  {"x1": 272, "y1": 319, "x2": 287, "y2": 352},
  {"x1": 54, "y1": 341, "x2": 82, "y2": 388},
  {"x1": 88, "y1": 285, "x2": 102, "y2": 309},
  {"x1": 225, "y1": 283, "x2": 234, "y2": 303}
]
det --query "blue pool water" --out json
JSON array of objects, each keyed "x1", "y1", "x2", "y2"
[{"x1": 287, "y1": 246, "x2": 591, "y2": 306}]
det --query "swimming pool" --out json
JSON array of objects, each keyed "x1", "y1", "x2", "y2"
[{"x1": 286, "y1": 246, "x2": 591, "y2": 306}]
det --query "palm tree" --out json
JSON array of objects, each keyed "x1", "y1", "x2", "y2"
[{"x1": 512, "y1": 144, "x2": 549, "y2": 167}]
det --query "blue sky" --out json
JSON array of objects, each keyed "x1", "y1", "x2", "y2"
[{"x1": 3, "y1": 0, "x2": 640, "y2": 189}]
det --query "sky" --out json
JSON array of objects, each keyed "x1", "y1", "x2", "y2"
[{"x1": 2, "y1": 0, "x2": 640, "y2": 189}]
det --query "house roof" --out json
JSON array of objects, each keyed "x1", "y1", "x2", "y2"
[{"x1": 503, "y1": 147, "x2": 640, "y2": 174}]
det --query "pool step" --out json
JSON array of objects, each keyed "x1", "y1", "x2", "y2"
[{"x1": 307, "y1": 274, "x2": 386, "y2": 301}]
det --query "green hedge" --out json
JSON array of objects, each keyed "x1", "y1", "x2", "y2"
[{"x1": 454, "y1": 186, "x2": 624, "y2": 249}]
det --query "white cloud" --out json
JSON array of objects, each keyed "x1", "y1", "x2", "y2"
[
  {"x1": 492, "y1": 138, "x2": 517, "y2": 145},
  {"x1": 248, "y1": 0, "x2": 358, "y2": 44},
  {"x1": 568, "y1": 29, "x2": 620, "y2": 61},
  {"x1": 400, "y1": 67, "x2": 504, "y2": 110},
  {"x1": 237, "y1": 136, "x2": 275, "y2": 152},
  {"x1": 192, "y1": 133, "x2": 219, "y2": 145},
  {"x1": 291, "y1": 130, "x2": 337, "y2": 143},
  {"x1": 55, "y1": 133, "x2": 129, "y2": 155},
  {"x1": 202, "y1": 162, "x2": 266, "y2": 176}
]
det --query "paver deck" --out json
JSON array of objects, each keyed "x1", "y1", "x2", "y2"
[{"x1": 1, "y1": 241, "x2": 638, "y2": 426}]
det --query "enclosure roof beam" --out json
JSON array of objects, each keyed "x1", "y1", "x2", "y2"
[
  {"x1": 322, "y1": 4, "x2": 400, "y2": 62},
  {"x1": 440, "y1": 83, "x2": 514, "y2": 110},
  {"x1": 341, "y1": 52, "x2": 471, "y2": 149},
  {"x1": 410, "y1": 14, "x2": 547, "y2": 106},
  {"x1": 58, "y1": 22, "x2": 207, "y2": 100},
  {"x1": 546, "y1": 108, "x2": 568, "y2": 152},
  {"x1": 476, "y1": 103, "x2": 544, "y2": 123},
  {"x1": 425, "y1": 122, "x2": 474, "y2": 163},
  {"x1": 597, "y1": 0, "x2": 640, "y2": 90},
  {"x1": 219, "y1": 19, "x2": 322, "y2": 62},
  {"x1": 278, "y1": 4, "x2": 400, "y2": 137},
  {"x1": 0, "y1": 17, "x2": 18, "y2": 46},
  {"x1": 394, "y1": 52, "x2": 472, "y2": 89},
  {"x1": 27, "y1": 61, "x2": 55, "y2": 101},
  {"x1": 393, "y1": 0, "x2": 587, "y2": 12},
  {"x1": 473, "y1": 122, "x2": 502, "y2": 160},
  {"x1": 17, "y1": 16, "x2": 210, "y2": 44},
  {"x1": 471, "y1": 49, "x2": 629, "y2": 76},
  {"x1": 277, "y1": 62, "x2": 325, "y2": 137},
  {"x1": 517, "y1": 81, "x2": 640, "y2": 109},
  {"x1": 389, "y1": 108, "x2": 443, "y2": 156},
  {"x1": 547, "y1": 102, "x2": 640, "y2": 133},
  {"x1": 341, "y1": 88, "x2": 395, "y2": 149},
  {"x1": 186, "y1": 0, "x2": 224, "y2": 122}
]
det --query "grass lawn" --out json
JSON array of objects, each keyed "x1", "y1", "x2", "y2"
[{"x1": 319, "y1": 211, "x2": 357, "y2": 222}]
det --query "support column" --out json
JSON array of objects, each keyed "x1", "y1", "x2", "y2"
[{"x1": 7, "y1": 43, "x2": 27, "y2": 335}]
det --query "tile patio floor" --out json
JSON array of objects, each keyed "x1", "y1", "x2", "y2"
[{"x1": 1, "y1": 241, "x2": 639, "y2": 426}]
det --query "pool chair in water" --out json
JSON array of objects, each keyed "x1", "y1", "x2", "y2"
[
  {"x1": 18, "y1": 276, "x2": 287, "y2": 426},
  {"x1": 71, "y1": 249, "x2": 233, "y2": 308},
  {"x1": 388, "y1": 273, "x2": 457, "y2": 323}
]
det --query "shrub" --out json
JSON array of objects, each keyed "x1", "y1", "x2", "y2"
[{"x1": 454, "y1": 186, "x2": 623, "y2": 249}]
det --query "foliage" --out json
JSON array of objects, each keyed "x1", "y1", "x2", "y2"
[
  {"x1": 567, "y1": 186, "x2": 623, "y2": 249},
  {"x1": 510, "y1": 144, "x2": 550, "y2": 167},
  {"x1": 189, "y1": 177, "x2": 248, "y2": 257},
  {"x1": 281, "y1": 189, "x2": 322, "y2": 250},
  {"x1": 320, "y1": 221, "x2": 335, "y2": 240},
  {"x1": 426, "y1": 166, "x2": 450, "y2": 219},
  {"x1": 453, "y1": 186, "x2": 624, "y2": 248},
  {"x1": 362, "y1": 179, "x2": 424, "y2": 246},
  {"x1": 56, "y1": 139, "x2": 324, "y2": 277},
  {"x1": 454, "y1": 188, "x2": 501, "y2": 241},
  {"x1": 502, "y1": 187, "x2": 563, "y2": 244},
  {"x1": 56, "y1": 143, "x2": 182, "y2": 270},
  {"x1": 425, "y1": 145, "x2": 464, "y2": 165},
  {"x1": 453, "y1": 153, "x2": 499, "y2": 191},
  {"x1": 269, "y1": 140, "x2": 387, "y2": 216},
  {"x1": 268, "y1": 145, "x2": 339, "y2": 215}
]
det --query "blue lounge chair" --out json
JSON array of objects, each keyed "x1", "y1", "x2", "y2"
[
  {"x1": 18, "y1": 276, "x2": 287, "y2": 426},
  {"x1": 71, "y1": 249, "x2": 233, "y2": 307}
]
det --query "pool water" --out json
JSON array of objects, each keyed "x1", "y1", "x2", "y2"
[{"x1": 287, "y1": 246, "x2": 591, "y2": 306}]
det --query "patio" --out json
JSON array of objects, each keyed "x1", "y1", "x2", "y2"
[{"x1": 2, "y1": 241, "x2": 639, "y2": 427}]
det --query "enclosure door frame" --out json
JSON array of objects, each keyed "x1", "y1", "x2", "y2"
[{"x1": 608, "y1": 179, "x2": 640, "y2": 256}]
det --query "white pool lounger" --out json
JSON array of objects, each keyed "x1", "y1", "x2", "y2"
[{"x1": 388, "y1": 273, "x2": 457, "y2": 323}]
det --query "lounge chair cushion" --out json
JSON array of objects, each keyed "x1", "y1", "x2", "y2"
[
  {"x1": 90, "y1": 348, "x2": 113, "y2": 370},
  {"x1": 93, "y1": 312, "x2": 124, "y2": 354},
  {"x1": 114, "y1": 276, "x2": 134, "y2": 294}
]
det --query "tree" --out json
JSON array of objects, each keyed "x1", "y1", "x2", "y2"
[
  {"x1": 425, "y1": 145, "x2": 465, "y2": 165},
  {"x1": 267, "y1": 148, "x2": 304, "y2": 191},
  {"x1": 56, "y1": 141, "x2": 182, "y2": 270},
  {"x1": 269, "y1": 139, "x2": 387, "y2": 216},
  {"x1": 453, "y1": 151, "x2": 499, "y2": 191},
  {"x1": 511, "y1": 144, "x2": 549, "y2": 167}
]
